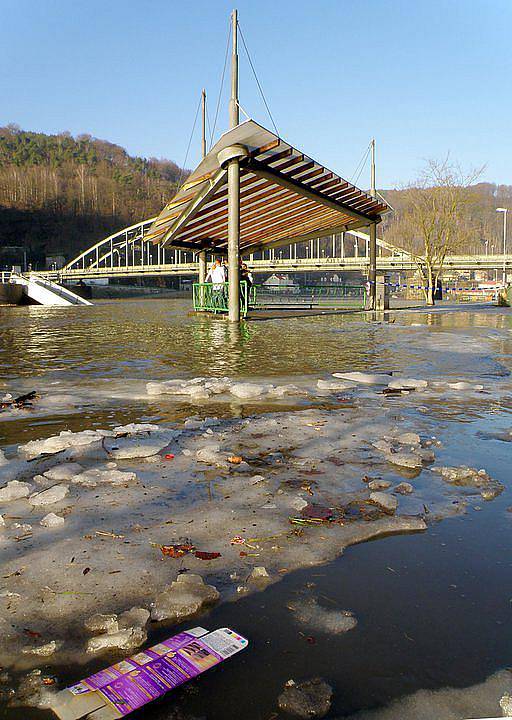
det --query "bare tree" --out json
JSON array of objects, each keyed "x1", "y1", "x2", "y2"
[{"x1": 387, "y1": 158, "x2": 482, "y2": 305}]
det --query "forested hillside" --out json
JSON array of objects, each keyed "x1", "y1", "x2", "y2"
[
  {"x1": 383, "y1": 182, "x2": 512, "y2": 255},
  {"x1": 0, "y1": 123, "x2": 510, "y2": 268},
  {"x1": 0, "y1": 125, "x2": 184, "y2": 266}
]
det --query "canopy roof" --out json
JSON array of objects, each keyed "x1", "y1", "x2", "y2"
[{"x1": 146, "y1": 120, "x2": 390, "y2": 253}]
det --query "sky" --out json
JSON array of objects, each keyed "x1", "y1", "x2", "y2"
[{"x1": 1, "y1": 0, "x2": 511, "y2": 189}]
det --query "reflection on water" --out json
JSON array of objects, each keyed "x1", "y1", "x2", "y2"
[
  {"x1": 0, "y1": 299, "x2": 390, "y2": 381},
  {"x1": 2, "y1": 300, "x2": 511, "y2": 384}
]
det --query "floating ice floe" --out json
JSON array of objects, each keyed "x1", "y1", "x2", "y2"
[
  {"x1": 384, "y1": 452, "x2": 423, "y2": 470},
  {"x1": 387, "y1": 378, "x2": 428, "y2": 391},
  {"x1": 19, "y1": 429, "x2": 112, "y2": 460},
  {"x1": 291, "y1": 597, "x2": 357, "y2": 635},
  {"x1": 432, "y1": 465, "x2": 503, "y2": 500},
  {"x1": 0, "y1": 480, "x2": 34, "y2": 503},
  {"x1": 146, "y1": 378, "x2": 210, "y2": 398},
  {"x1": 147, "y1": 376, "x2": 312, "y2": 404},
  {"x1": 368, "y1": 479, "x2": 392, "y2": 491},
  {"x1": 347, "y1": 669, "x2": 511, "y2": 720},
  {"x1": 118, "y1": 607, "x2": 150, "y2": 630},
  {"x1": 317, "y1": 379, "x2": 355, "y2": 392},
  {"x1": 22, "y1": 640, "x2": 62, "y2": 657},
  {"x1": 230, "y1": 382, "x2": 273, "y2": 399},
  {"x1": 369, "y1": 492, "x2": 398, "y2": 513},
  {"x1": 396, "y1": 432, "x2": 421, "y2": 446},
  {"x1": 40, "y1": 512, "x2": 65, "y2": 528},
  {"x1": 447, "y1": 381, "x2": 484, "y2": 391},
  {"x1": 150, "y1": 574, "x2": 219, "y2": 622},
  {"x1": 28, "y1": 484, "x2": 69, "y2": 506},
  {"x1": 85, "y1": 613, "x2": 119, "y2": 634},
  {"x1": 71, "y1": 468, "x2": 137, "y2": 488},
  {"x1": 86, "y1": 627, "x2": 147, "y2": 654},
  {"x1": 113, "y1": 423, "x2": 160, "y2": 435},
  {"x1": 248, "y1": 566, "x2": 271, "y2": 584},
  {"x1": 333, "y1": 371, "x2": 393, "y2": 385},
  {"x1": 278, "y1": 678, "x2": 333, "y2": 720},
  {"x1": 104, "y1": 433, "x2": 175, "y2": 459},
  {"x1": 395, "y1": 482, "x2": 414, "y2": 495},
  {"x1": 196, "y1": 445, "x2": 228, "y2": 467},
  {"x1": 43, "y1": 463, "x2": 83, "y2": 481}
]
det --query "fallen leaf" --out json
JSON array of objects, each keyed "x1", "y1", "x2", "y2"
[
  {"x1": 160, "y1": 544, "x2": 195, "y2": 558},
  {"x1": 228, "y1": 455, "x2": 243, "y2": 464},
  {"x1": 24, "y1": 628, "x2": 42, "y2": 639},
  {"x1": 194, "y1": 551, "x2": 221, "y2": 560},
  {"x1": 83, "y1": 567, "x2": 91, "y2": 575}
]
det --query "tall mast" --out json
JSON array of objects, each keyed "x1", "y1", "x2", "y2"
[
  {"x1": 367, "y1": 138, "x2": 377, "y2": 310},
  {"x1": 201, "y1": 88, "x2": 207, "y2": 159},
  {"x1": 229, "y1": 9, "x2": 239, "y2": 129},
  {"x1": 370, "y1": 138, "x2": 376, "y2": 197}
]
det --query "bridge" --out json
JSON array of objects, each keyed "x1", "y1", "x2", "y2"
[{"x1": 44, "y1": 217, "x2": 512, "y2": 281}]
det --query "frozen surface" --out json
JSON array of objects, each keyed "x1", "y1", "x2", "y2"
[
  {"x1": 1, "y1": 302, "x2": 512, "y2": 716},
  {"x1": 345, "y1": 669, "x2": 512, "y2": 720}
]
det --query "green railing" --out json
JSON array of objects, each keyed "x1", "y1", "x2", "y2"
[
  {"x1": 193, "y1": 282, "x2": 366, "y2": 314},
  {"x1": 252, "y1": 284, "x2": 366, "y2": 309},
  {"x1": 193, "y1": 281, "x2": 250, "y2": 316}
]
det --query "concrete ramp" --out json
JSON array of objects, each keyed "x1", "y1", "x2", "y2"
[{"x1": 11, "y1": 273, "x2": 92, "y2": 306}]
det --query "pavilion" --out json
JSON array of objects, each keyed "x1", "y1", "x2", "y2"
[{"x1": 146, "y1": 11, "x2": 391, "y2": 320}]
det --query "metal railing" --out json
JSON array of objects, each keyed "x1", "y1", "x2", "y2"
[
  {"x1": 193, "y1": 281, "x2": 250, "y2": 317},
  {"x1": 253, "y1": 283, "x2": 366, "y2": 309},
  {"x1": 50, "y1": 225, "x2": 416, "y2": 281}
]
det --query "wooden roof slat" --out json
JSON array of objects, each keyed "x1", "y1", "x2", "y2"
[
  {"x1": 240, "y1": 209, "x2": 345, "y2": 248},
  {"x1": 146, "y1": 119, "x2": 390, "y2": 250},
  {"x1": 176, "y1": 179, "x2": 279, "y2": 239}
]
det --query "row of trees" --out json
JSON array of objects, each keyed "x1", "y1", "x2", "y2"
[{"x1": 0, "y1": 125, "x2": 184, "y2": 263}]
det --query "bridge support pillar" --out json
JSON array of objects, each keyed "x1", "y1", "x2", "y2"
[
  {"x1": 375, "y1": 272, "x2": 389, "y2": 311},
  {"x1": 367, "y1": 221, "x2": 377, "y2": 309}
]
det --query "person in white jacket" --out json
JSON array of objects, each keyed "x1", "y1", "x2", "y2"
[
  {"x1": 205, "y1": 258, "x2": 227, "y2": 308},
  {"x1": 205, "y1": 258, "x2": 226, "y2": 286}
]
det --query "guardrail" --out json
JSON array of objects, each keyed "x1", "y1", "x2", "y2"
[
  {"x1": 253, "y1": 283, "x2": 366, "y2": 309},
  {"x1": 193, "y1": 281, "x2": 251, "y2": 317}
]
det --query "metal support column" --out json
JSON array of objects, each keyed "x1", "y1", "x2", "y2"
[
  {"x1": 227, "y1": 157, "x2": 240, "y2": 322},
  {"x1": 368, "y1": 138, "x2": 377, "y2": 309}
]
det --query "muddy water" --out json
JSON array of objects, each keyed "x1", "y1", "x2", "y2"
[{"x1": 1, "y1": 299, "x2": 512, "y2": 719}]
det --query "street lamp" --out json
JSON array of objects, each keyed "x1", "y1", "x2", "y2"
[{"x1": 496, "y1": 208, "x2": 508, "y2": 285}]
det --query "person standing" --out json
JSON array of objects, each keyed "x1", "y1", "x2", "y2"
[{"x1": 205, "y1": 258, "x2": 226, "y2": 309}]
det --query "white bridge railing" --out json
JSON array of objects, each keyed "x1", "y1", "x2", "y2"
[
  {"x1": 42, "y1": 218, "x2": 512, "y2": 280},
  {"x1": 56, "y1": 220, "x2": 411, "y2": 280}
]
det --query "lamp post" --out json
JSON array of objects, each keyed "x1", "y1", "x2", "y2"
[{"x1": 496, "y1": 208, "x2": 508, "y2": 285}]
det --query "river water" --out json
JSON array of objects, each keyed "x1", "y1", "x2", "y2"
[{"x1": 1, "y1": 299, "x2": 512, "y2": 720}]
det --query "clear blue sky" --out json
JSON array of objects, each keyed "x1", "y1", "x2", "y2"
[{"x1": 1, "y1": 0, "x2": 510, "y2": 188}]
